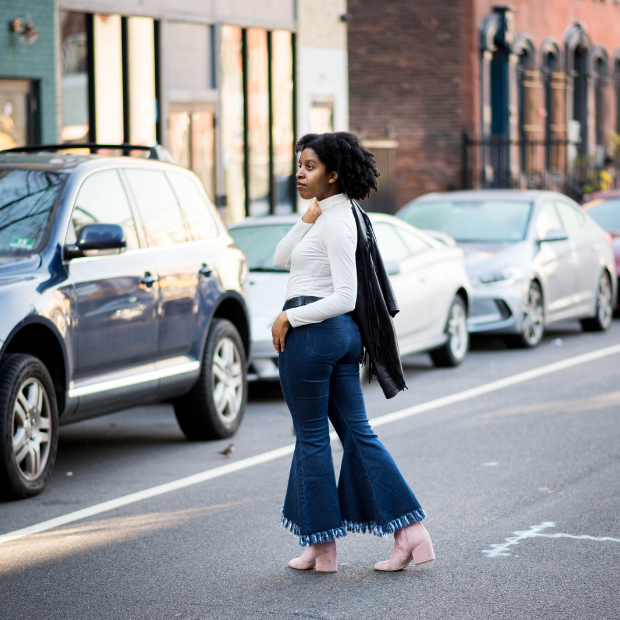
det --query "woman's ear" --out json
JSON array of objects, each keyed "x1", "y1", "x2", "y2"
[{"x1": 328, "y1": 171, "x2": 339, "y2": 184}]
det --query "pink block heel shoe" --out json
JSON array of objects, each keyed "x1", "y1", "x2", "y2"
[
  {"x1": 288, "y1": 540, "x2": 338, "y2": 572},
  {"x1": 374, "y1": 522, "x2": 435, "y2": 572}
]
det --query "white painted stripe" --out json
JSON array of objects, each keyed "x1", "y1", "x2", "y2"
[{"x1": 2, "y1": 342, "x2": 620, "y2": 546}]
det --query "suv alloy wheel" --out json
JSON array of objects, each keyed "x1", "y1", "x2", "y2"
[
  {"x1": 173, "y1": 319, "x2": 247, "y2": 440},
  {"x1": 0, "y1": 354, "x2": 59, "y2": 498}
]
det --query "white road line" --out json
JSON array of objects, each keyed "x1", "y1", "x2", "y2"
[
  {"x1": 482, "y1": 522, "x2": 620, "y2": 557},
  {"x1": 2, "y1": 342, "x2": 620, "y2": 546}
]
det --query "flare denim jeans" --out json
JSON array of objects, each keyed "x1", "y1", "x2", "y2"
[{"x1": 279, "y1": 302, "x2": 426, "y2": 546}]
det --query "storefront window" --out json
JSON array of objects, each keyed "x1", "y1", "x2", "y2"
[
  {"x1": 271, "y1": 31, "x2": 294, "y2": 214},
  {"x1": 60, "y1": 12, "x2": 89, "y2": 143},
  {"x1": 246, "y1": 29, "x2": 270, "y2": 217},
  {"x1": 93, "y1": 14, "x2": 124, "y2": 143},
  {"x1": 127, "y1": 17, "x2": 156, "y2": 145},
  {"x1": 221, "y1": 25, "x2": 245, "y2": 224},
  {"x1": 169, "y1": 108, "x2": 215, "y2": 201}
]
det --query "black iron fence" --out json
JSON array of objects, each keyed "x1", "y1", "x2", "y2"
[{"x1": 463, "y1": 134, "x2": 620, "y2": 202}]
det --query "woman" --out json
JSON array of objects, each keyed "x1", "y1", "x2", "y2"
[{"x1": 272, "y1": 132, "x2": 434, "y2": 573}]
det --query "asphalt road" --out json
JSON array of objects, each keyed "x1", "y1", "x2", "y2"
[{"x1": 1, "y1": 321, "x2": 620, "y2": 620}]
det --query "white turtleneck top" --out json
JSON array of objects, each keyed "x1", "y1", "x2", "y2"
[{"x1": 273, "y1": 193, "x2": 357, "y2": 328}]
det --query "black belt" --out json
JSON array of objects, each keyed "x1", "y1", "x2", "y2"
[{"x1": 283, "y1": 296, "x2": 323, "y2": 310}]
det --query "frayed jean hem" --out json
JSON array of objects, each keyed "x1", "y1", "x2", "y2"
[
  {"x1": 281, "y1": 507, "x2": 348, "y2": 547},
  {"x1": 344, "y1": 508, "x2": 427, "y2": 538}
]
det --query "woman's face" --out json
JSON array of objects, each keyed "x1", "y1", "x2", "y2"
[{"x1": 296, "y1": 148, "x2": 339, "y2": 201}]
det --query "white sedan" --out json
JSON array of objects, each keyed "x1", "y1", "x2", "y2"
[{"x1": 229, "y1": 213, "x2": 471, "y2": 381}]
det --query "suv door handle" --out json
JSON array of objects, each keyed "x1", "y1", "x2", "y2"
[
  {"x1": 140, "y1": 272, "x2": 158, "y2": 288},
  {"x1": 198, "y1": 264, "x2": 213, "y2": 278}
]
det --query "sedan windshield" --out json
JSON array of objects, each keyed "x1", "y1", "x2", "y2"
[
  {"x1": 229, "y1": 223, "x2": 294, "y2": 271},
  {"x1": 584, "y1": 199, "x2": 620, "y2": 231},
  {"x1": 0, "y1": 169, "x2": 67, "y2": 255},
  {"x1": 399, "y1": 199, "x2": 533, "y2": 242}
]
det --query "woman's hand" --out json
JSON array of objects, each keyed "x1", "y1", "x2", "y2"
[
  {"x1": 302, "y1": 198, "x2": 321, "y2": 223},
  {"x1": 272, "y1": 311, "x2": 291, "y2": 353}
]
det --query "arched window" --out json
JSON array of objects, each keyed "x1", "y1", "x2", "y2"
[
  {"x1": 564, "y1": 24, "x2": 592, "y2": 156},
  {"x1": 514, "y1": 36, "x2": 541, "y2": 174},
  {"x1": 480, "y1": 8, "x2": 518, "y2": 186},
  {"x1": 542, "y1": 38, "x2": 566, "y2": 172},
  {"x1": 592, "y1": 46, "x2": 609, "y2": 156},
  {"x1": 615, "y1": 52, "x2": 620, "y2": 134}
]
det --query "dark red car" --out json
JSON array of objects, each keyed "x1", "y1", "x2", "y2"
[{"x1": 582, "y1": 191, "x2": 620, "y2": 311}]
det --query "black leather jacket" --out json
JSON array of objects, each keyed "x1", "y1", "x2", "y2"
[{"x1": 350, "y1": 200, "x2": 407, "y2": 399}]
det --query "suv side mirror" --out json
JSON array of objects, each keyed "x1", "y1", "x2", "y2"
[
  {"x1": 65, "y1": 223, "x2": 127, "y2": 260},
  {"x1": 541, "y1": 228, "x2": 569, "y2": 242}
]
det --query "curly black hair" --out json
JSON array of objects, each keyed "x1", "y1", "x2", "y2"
[{"x1": 295, "y1": 131, "x2": 380, "y2": 200}]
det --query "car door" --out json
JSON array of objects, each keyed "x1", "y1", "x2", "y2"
[
  {"x1": 124, "y1": 168, "x2": 201, "y2": 361},
  {"x1": 67, "y1": 169, "x2": 159, "y2": 383},
  {"x1": 535, "y1": 201, "x2": 578, "y2": 318},
  {"x1": 372, "y1": 221, "x2": 432, "y2": 348},
  {"x1": 555, "y1": 200, "x2": 600, "y2": 309}
]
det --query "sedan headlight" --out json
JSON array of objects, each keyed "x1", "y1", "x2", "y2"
[{"x1": 470, "y1": 267, "x2": 525, "y2": 286}]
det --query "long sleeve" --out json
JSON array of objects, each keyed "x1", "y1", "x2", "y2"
[
  {"x1": 273, "y1": 219, "x2": 314, "y2": 269},
  {"x1": 286, "y1": 220, "x2": 357, "y2": 327}
]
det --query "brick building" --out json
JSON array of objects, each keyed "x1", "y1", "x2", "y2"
[{"x1": 348, "y1": 0, "x2": 620, "y2": 213}]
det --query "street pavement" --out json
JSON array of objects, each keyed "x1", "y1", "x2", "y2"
[{"x1": 1, "y1": 321, "x2": 620, "y2": 620}]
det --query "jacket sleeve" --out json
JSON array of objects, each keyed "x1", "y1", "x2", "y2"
[
  {"x1": 285, "y1": 219, "x2": 357, "y2": 327},
  {"x1": 273, "y1": 219, "x2": 314, "y2": 269}
]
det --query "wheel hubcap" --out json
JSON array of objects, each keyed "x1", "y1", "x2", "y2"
[
  {"x1": 12, "y1": 378, "x2": 51, "y2": 481},
  {"x1": 448, "y1": 303, "x2": 468, "y2": 360},
  {"x1": 597, "y1": 274, "x2": 612, "y2": 329},
  {"x1": 211, "y1": 337, "x2": 243, "y2": 424},
  {"x1": 522, "y1": 285, "x2": 544, "y2": 345}
]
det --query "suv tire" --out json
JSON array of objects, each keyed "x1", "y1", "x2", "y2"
[
  {"x1": 173, "y1": 319, "x2": 247, "y2": 441},
  {"x1": 0, "y1": 354, "x2": 59, "y2": 499}
]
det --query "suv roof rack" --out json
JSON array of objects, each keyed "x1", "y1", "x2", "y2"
[{"x1": 0, "y1": 143, "x2": 175, "y2": 163}]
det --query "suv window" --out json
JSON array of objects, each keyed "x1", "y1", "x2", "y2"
[
  {"x1": 555, "y1": 201, "x2": 585, "y2": 232},
  {"x1": 68, "y1": 170, "x2": 139, "y2": 249},
  {"x1": 0, "y1": 169, "x2": 66, "y2": 255},
  {"x1": 167, "y1": 172, "x2": 218, "y2": 241},
  {"x1": 536, "y1": 202, "x2": 563, "y2": 239},
  {"x1": 125, "y1": 169, "x2": 189, "y2": 246}
]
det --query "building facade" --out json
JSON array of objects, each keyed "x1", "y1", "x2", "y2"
[
  {"x1": 348, "y1": 0, "x2": 620, "y2": 211},
  {"x1": 1, "y1": 1, "x2": 350, "y2": 223}
]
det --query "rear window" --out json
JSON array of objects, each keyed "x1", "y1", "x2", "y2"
[
  {"x1": 0, "y1": 169, "x2": 67, "y2": 255},
  {"x1": 228, "y1": 224, "x2": 294, "y2": 271}
]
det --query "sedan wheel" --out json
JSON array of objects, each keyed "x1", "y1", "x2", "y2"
[
  {"x1": 581, "y1": 271, "x2": 613, "y2": 332},
  {"x1": 0, "y1": 354, "x2": 58, "y2": 499},
  {"x1": 506, "y1": 281, "x2": 544, "y2": 349},
  {"x1": 430, "y1": 296, "x2": 469, "y2": 367},
  {"x1": 173, "y1": 319, "x2": 247, "y2": 440}
]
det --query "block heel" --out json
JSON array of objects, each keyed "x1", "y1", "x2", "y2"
[{"x1": 411, "y1": 539, "x2": 435, "y2": 565}]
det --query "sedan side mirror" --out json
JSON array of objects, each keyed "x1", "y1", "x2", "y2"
[
  {"x1": 65, "y1": 223, "x2": 127, "y2": 260},
  {"x1": 542, "y1": 228, "x2": 569, "y2": 242},
  {"x1": 384, "y1": 259, "x2": 401, "y2": 276}
]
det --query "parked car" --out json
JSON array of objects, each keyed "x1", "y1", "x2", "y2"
[
  {"x1": 0, "y1": 144, "x2": 250, "y2": 499},
  {"x1": 582, "y1": 193, "x2": 620, "y2": 311},
  {"x1": 228, "y1": 212, "x2": 470, "y2": 381},
  {"x1": 397, "y1": 190, "x2": 617, "y2": 347}
]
